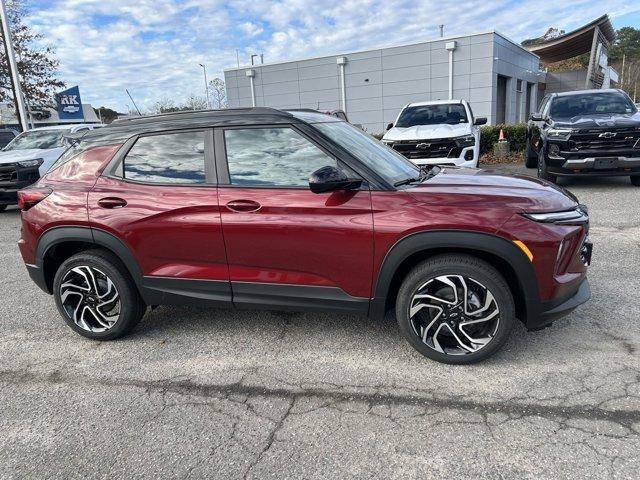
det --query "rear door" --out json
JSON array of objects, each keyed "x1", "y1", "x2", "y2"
[
  {"x1": 214, "y1": 124, "x2": 374, "y2": 313},
  {"x1": 88, "y1": 128, "x2": 231, "y2": 305}
]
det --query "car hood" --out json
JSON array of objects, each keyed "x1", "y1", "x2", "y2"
[
  {"x1": 384, "y1": 123, "x2": 471, "y2": 141},
  {"x1": 0, "y1": 147, "x2": 65, "y2": 175},
  {"x1": 406, "y1": 167, "x2": 578, "y2": 212},
  {"x1": 551, "y1": 112, "x2": 640, "y2": 129}
]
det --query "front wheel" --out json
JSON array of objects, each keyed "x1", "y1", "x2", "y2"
[
  {"x1": 0, "y1": 205, "x2": 7, "y2": 212},
  {"x1": 537, "y1": 148, "x2": 557, "y2": 183},
  {"x1": 631, "y1": 176, "x2": 640, "y2": 186},
  {"x1": 53, "y1": 249, "x2": 146, "y2": 340},
  {"x1": 395, "y1": 254, "x2": 515, "y2": 364}
]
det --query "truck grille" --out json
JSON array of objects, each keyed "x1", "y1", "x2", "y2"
[
  {"x1": 570, "y1": 128, "x2": 640, "y2": 151},
  {"x1": 0, "y1": 163, "x2": 17, "y2": 183},
  {"x1": 392, "y1": 139, "x2": 460, "y2": 159}
]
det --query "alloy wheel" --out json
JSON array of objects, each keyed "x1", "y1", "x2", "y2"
[
  {"x1": 59, "y1": 266, "x2": 121, "y2": 332},
  {"x1": 408, "y1": 275, "x2": 500, "y2": 356}
]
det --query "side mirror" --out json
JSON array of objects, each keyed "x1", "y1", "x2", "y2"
[
  {"x1": 530, "y1": 112, "x2": 544, "y2": 122},
  {"x1": 309, "y1": 166, "x2": 362, "y2": 194},
  {"x1": 386, "y1": 122, "x2": 394, "y2": 131},
  {"x1": 473, "y1": 117, "x2": 487, "y2": 126}
]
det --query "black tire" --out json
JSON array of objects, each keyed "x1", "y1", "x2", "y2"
[
  {"x1": 631, "y1": 176, "x2": 640, "y2": 186},
  {"x1": 0, "y1": 205, "x2": 7, "y2": 212},
  {"x1": 524, "y1": 141, "x2": 538, "y2": 168},
  {"x1": 53, "y1": 249, "x2": 146, "y2": 340},
  {"x1": 395, "y1": 254, "x2": 515, "y2": 364},
  {"x1": 537, "y1": 148, "x2": 557, "y2": 183}
]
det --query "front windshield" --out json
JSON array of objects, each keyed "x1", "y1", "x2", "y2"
[
  {"x1": 3, "y1": 129, "x2": 69, "y2": 151},
  {"x1": 549, "y1": 92, "x2": 637, "y2": 118},
  {"x1": 396, "y1": 104, "x2": 468, "y2": 127},
  {"x1": 314, "y1": 121, "x2": 419, "y2": 185}
]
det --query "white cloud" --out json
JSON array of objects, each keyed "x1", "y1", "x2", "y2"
[{"x1": 22, "y1": 0, "x2": 640, "y2": 111}]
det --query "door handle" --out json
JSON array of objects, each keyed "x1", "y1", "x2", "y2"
[
  {"x1": 98, "y1": 197, "x2": 127, "y2": 209},
  {"x1": 226, "y1": 199, "x2": 261, "y2": 212}
]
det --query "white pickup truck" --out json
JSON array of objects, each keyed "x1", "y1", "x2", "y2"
[{"x1": 382, "y1": 99, "x2": 486, "y2": 168}]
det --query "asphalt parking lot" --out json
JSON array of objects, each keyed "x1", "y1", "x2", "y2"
[{"x1": 0, "y1": 164, "x2": 638, "y2": 479}]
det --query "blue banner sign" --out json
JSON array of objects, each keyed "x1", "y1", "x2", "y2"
[{"x1": 56, "y1": 86, "x2": 84, "y2": 120}]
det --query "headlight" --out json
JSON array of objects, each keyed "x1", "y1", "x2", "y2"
[
  {"x1": 17, "y1": 158, "x2": 44, "y2": 168},
  {"x1": 455, "y1": 135, "x2": 475, "y2": 147},
  {"x1": 547, "y1": 128, "x2": 572, "y2": 140},
  {"x1": 381, "y1": 139, "x2": 394, "y2": 146},
  {"x1": 522, "y1": 205, "x2": 588, "y2": 224}
]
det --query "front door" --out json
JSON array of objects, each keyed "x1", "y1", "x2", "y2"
[{"x1": 215, "y1": 125, "x2": 374, "y2": 313}]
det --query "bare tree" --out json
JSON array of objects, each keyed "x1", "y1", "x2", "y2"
[
  {"x1": 0, "y1": 0, "x2": 64, "y2": 105},
  {"x1": 152, "y1": 97, "x2": 179, "y2": 113},
  {"x1": 183, "y1": 94, "x2": 208, "y2": 111},
  {"x1": 209, "y1": 77, "x2": 227, "y2": 109}
]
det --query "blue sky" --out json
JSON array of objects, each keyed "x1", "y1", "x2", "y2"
[{"x1": 24, "y1": 0, "x2": 640, "y2": 112}]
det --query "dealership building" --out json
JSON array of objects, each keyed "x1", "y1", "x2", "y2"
[{"x1": 224, "y1": 16, "x2": 617, "y2": 133}]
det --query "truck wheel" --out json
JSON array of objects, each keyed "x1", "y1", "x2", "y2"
[
  {"x1": 524, "y1": 142, "x2": 538, "y2": 168},
  {"x1": 395, "y1": 254, "x2": 515, "y2": 364},
  {"x1": 631, "y1": 176, "x2": 640, "y2": 186},
  {"x1": 537, "y1": 149, "x2": 557, "y2": 183},
  {"x1": 53, "y1": 249, "x2": 146, "y2": 340}
]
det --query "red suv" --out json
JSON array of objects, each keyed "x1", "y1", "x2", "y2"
[{"x1": 17, "y1": 109, "x2": 592, "y2": 363}]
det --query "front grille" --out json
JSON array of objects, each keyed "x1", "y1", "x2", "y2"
[
  {"x1": 392, "y1": 139, "x2": 460, "y2": 159},
  {"x1": 0, "y1": 163, "x2": 17, "y2": 183},
  {"x1": 569, "y1": 128, "x2": 640, "y2": 151}
]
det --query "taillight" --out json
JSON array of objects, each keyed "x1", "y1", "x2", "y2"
[{"x1": 17, "y1": 187, "x2": 52, "y2": 211}]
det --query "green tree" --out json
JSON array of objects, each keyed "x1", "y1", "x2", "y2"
[
  {"x1": 94, "y1": 106, "x2": 119, "y2": 124},
  {"x1": 609, "y1": 27, "x2": 640, "y2": 62}
]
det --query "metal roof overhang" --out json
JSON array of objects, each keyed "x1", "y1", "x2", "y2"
[{"x1": 526, "y1": 15, "x2": 615, "y2": 63}]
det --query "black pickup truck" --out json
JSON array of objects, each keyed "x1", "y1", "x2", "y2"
[{"x1": 526, "y1": 89, "x2": 640, "y2": 186}]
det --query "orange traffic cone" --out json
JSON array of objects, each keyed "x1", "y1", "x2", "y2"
[{"x1": 498, "y1": 129, "x2": 506, "y2": 142}]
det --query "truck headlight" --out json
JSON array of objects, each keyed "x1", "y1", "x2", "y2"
[
  {"x1": 455, "y1": 135, "x2": 475, "y2": 147},
  {"x1": 17, "y1": 158, "x2": 44, "y2": 168},
  {"x1": 381, "y1": 139, "x2": 394, "y2": 146},
  {"x1": 547, "y1": 128, "x2": 572, "y2": 140}
]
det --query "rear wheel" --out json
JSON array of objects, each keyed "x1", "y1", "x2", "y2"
[
  {"x1": 0, "y1": 205, "x2": 7, "y2": 212},
  {"x1": 537, "y1": 148, "x2": 557, "y2": 183},
  {"x1": 524, "y1": 141, "x2": 538, "y2": 168},
  {"x1": 53, "y1": 249, "x2": 146, "y2": 340},
  {"x1": 631, "y1": 176, "x2": 640, "y2": 186},
  {"x1": 395, "y1": 254, "x2": 515, "y2": 364}
]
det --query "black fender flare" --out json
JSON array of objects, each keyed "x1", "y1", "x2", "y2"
[
  {"x1": 35, "y1": 226, "x2": 144, "y2": 293},
  {"x1": 368, "y1": 230, "x2": 540, "y2": 323}
]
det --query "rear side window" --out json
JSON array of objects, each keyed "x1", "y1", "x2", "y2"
[
  {"x1": 223, "y1": 127, "x2": 337, "y2": 187},
  {"x1": 124, "y1": 131, "x2": 206, "y2": 184}
]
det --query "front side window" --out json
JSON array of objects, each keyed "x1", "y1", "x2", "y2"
[
  {"x1": 395, "y1": 104, "x2": 468, "y2": 127},
  {"x1": 123, "y1": 131, "x2": 206, "y2": 184},
  {"x1": 224, "y1": 127, "x2": 337, "y2": 187}
]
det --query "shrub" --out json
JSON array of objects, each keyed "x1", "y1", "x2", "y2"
[{"x1": 480, "y1": 123, "x2": 527, "y2": 154}]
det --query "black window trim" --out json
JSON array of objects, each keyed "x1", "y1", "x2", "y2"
[
  {"x1": 103, "y1": 127, "x2": 216, "y2": 187},
  {"x1": 214, "y1": 123, "x2": 370, "y2": 190}
]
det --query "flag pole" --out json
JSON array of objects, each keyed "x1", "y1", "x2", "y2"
[{"x1": 0, "y1": 0, "x2": 29, "y2": 131}]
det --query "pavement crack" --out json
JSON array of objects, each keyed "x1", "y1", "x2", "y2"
[{"x1": 1, "y1": 368, "x2": 639, "y2": 432}]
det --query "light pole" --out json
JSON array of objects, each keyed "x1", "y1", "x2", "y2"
[
  {"x1": 199, "y1": 63, "x2": 210, "y2": 109},
  {"x1": 0, "y1": 0, "x2": 28, "y2": 131}
]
